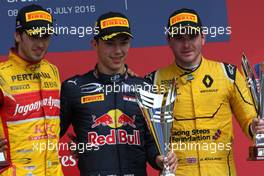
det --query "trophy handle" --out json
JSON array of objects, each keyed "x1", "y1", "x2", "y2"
[
  {"x1": 241, "y1": 54, "x2": 259, "y2": 112},
  {"x1": 258, "y1": 63, "x2": 264, "y2": 119}
]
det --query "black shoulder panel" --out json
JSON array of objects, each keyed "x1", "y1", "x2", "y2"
[
  {"x1": 144, "y1": 71, "x2": 157, "y2": 84},
  {"x1": 223, "y1": 62, "x2": 237, "y2": 81}
]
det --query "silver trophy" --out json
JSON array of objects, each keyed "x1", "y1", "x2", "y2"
[
  {"x1": 242, "y1": 53, "x2": 264, "y2": 160},
  {"x1": 136, "y1": 80, "x2": 177, "y2": 176}
]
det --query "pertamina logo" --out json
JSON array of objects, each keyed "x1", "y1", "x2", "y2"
[{"x1": 88, "y1": 109, "x2": 140, "y2": 146}]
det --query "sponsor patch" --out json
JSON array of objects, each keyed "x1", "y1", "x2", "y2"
[
  {"x1": 170, "y1": 13, "x2": 198, "y2": 26},
  {"x1": 81, "y1": 93, "x2": 104, "y2": 104},
  {"x1": 11, "y1": 72, "x2": 51, "y2": 82},
  {"x1": 26, "y1": 10, "x2": 52, "y2": 23},
  {"x1": 10, "y1": 84, "x2": 30, "y2": 91},
  {"x1": 202, "y1": 75, "x2": 214, "y2": 88},
  {"x1": 14, "y1": 96, "x2": 60, "y2": 116},
  {"x1": 88, "y1": 129, "x2": 140, "y2": 146},
  {"x1": 101, "y1": 17, "x2": 129, "y2": 29},
  {"x1": 186, "y1": 157, "x2": 197, "y2": 164},
  {"x1": 80, "y1": 83, "x2": 103, "y2": 93},
  {"x1": 24, "y1": 165, "x2": 36, "y2": 170},
  {"x1": 123, "y1": 95, "x2": 136, "y2": 102},
  {"x1": 92, "y1": 109, "x2": 136, "y2": 129},
  {"x1": 212, "y1": 129, "x2": 222, "y2": 140}
]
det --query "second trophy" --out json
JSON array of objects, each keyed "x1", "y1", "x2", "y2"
[
  {"x1": 242, "y1": 54, "x2": 264, "y2": 160},
  {"x1": 136, "y1": 80, "x2": 177, "y2": 176}
]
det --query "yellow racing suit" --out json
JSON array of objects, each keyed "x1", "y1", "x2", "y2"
[
  {"x1": 0, "y1": 49, "x2": 63, "y2": 176},
  {"x1": 146, "y1": 57, "x2": 256, "y2": 176}
]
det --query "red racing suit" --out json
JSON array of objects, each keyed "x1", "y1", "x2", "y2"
[
  {"x1": 0, "y1": 49, "x2": 63, "y2": 176},
  {"x1": 146, "y1": 57, "x2": 256, "y2": 176}
]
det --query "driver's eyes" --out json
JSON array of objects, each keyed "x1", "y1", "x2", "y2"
[
  {"x1": 121, "y1": 41, "x2": 129, "y2": 45},
  {"x1": 106, "y1": 42, "x2": 114, "y2": 45}
]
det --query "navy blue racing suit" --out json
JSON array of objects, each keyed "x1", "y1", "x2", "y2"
[{"x1": 60, "y1": 65, "x2": 160, "y2": 176}]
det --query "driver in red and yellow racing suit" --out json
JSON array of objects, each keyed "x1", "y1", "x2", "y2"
[{"x1": 0, "y1": 4, "x2": 62, "y2": 176}]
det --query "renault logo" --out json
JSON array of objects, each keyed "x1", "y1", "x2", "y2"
[{"x1": 202, "y1": 75, "x2": 213, "y2": 88}]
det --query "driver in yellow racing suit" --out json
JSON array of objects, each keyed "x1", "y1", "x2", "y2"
[{"x1": 145, "y1": 8, "x2": 264, "y2": 176}]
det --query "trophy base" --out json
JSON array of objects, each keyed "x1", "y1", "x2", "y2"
[{"x1": 248, "y1": 146, "x2": 264, "y2": 161}]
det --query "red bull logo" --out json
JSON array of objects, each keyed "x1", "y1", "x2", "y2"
[
  {"x1": 118, "y1": 114, "x2": 136, "y2": 128},
  {"x1": 89, "y1": 109, "x2": 140, "y2": 146},
  {"x1": 91, "y1": 114, "x2": 113, "y2": 128},
  {"x1": 88, "y1": 129, "x2": 140, "y2": 146},
  {"x1": 91, "y1": 109, "x2": 136, "y2": 129}
]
